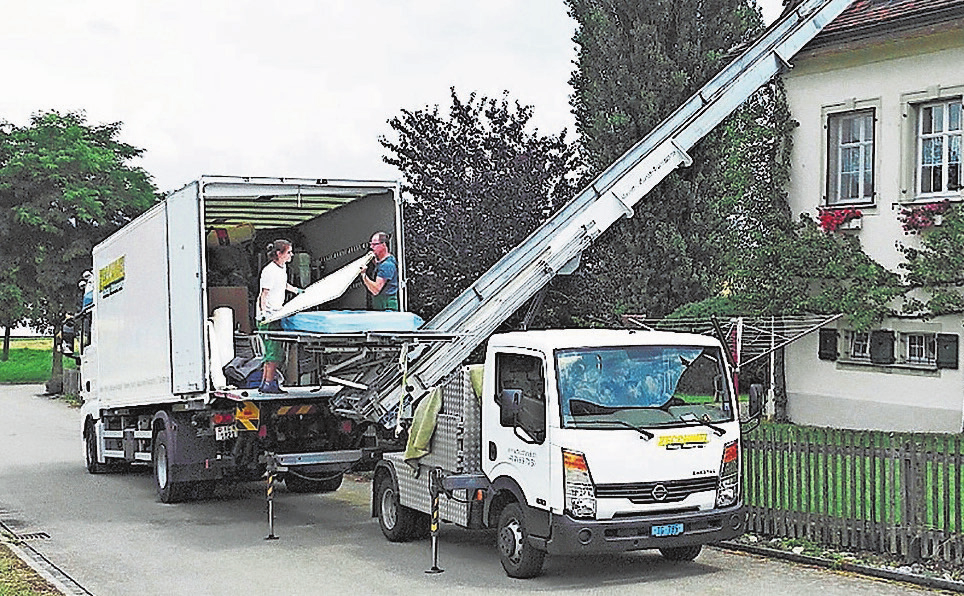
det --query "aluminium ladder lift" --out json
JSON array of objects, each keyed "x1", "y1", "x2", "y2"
[{"x1": 335, "y1": 0, "x2": 857, "y2": 428}]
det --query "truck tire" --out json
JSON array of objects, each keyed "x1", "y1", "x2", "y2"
[
  {"x1": 285, "y1": 472, "x2": 343, "y2": 494},
  {"x1": 153, "y1": 428, "x2": 189, "y2": 503},
  {"x1": 375, "y1": 475, "x2": 418, "y2": 542},
  {"x1": 659, "y1": 545, "x2": 702, "y2": 561},
  {"x1": 497, "y1": 502, "x2": 546, "y2": 578}
]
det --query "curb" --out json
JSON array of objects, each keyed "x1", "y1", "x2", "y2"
[
  {"x1": 717, "y1": 540, "x2": 964, "y2": 593},
  {"x1": 1, "y1": 539, "x2": 91, "y2": 596}
]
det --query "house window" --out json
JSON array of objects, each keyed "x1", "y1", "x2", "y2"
[
  {"x1": 850, "y1": 331, "x2": 870, "y2": 360},
  {"x1": 904, "y1": 333, "x2": 937, "y2": 365},
  {"x1": 917, "y1": 99, "x2": 962, "y2": 196},
  {"x1": 827, "y1": 110, "x2": 875, "y2": 205}
]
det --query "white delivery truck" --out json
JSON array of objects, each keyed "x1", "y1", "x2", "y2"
[
  {"x1": 374, "y1": 330, "x2": 748, "y2": 577},
  {"x1": 76, "y1": 176, "x2": 420, "y2": 501}
]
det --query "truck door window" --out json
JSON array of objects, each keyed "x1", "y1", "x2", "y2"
[{"x1": 495, "y1": 353, "x2": 546, "y2": 444}]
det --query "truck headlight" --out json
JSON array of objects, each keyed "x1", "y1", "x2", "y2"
[
  {"x1": 563, "y1": 449, "x2": 596, "y2": 519},
  {"x1": 716, "y1": 440, "x2": 740, "y2": 508}
]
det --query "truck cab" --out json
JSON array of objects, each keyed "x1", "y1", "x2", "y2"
[{"x1": 483, "y1": 329, "x2": 746, "y2": 575}]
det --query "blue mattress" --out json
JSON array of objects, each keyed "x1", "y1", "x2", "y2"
[{"x1": 280, "y1": 310, "x2": 424, "y2": 334}]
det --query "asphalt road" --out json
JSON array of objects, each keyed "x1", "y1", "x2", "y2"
[{"x1": 0, "y1": 384, "x2": 938, "y2": 596}]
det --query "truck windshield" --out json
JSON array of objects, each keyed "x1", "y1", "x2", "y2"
[{"x1": 555, "y1": 345, "x2": 734, "y2": 429}]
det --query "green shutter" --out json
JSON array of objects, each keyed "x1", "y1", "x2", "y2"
[
  {"x1": 937, "y1": 334, "x2": 959, "y2": 369},
  {"x1": 818, "y1": 329, "x2": 838, "y2": 361},
  {"x1": 870, "y1": 330, "x2": 895, "y2": 365}
]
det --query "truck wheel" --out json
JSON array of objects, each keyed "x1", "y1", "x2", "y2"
[
  {"x1": 375, "y1": 475, "x2": 417, "y2": 542},
  {"x1": 153, "y1": 428, "x2": 189, "y2": 503},
  {"x1": 285, "y1": 472, "x2": 343, "y2": 494},
  {"x1": 497, "y1": 502, "x2": 546, "y2": 578},
  {"x1": 84, "y1": 424, "x2": 108, "y2": 474},
  {"x1": 659, "y1": 545, "x2": 702, "y2": 561}
]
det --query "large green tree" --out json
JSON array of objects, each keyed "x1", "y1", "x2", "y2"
[
  {"x1": 380, "y1": 89, "x2": 581, "y2": 321},
  {"x1": 556, "y1": 0, "x2": 764, "y2": 323},
  {"x1": 0, "y1": 110, "x2": 157, "y2": 389}
]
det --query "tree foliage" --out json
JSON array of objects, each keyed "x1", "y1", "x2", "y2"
[
  {"x1": 900, "y1": 204, "x2": 964, "y2": 317},
  {"x1": 0, "y1": 110, "x2": 157, "y2": 385},
  {"x1": 380, "y1": 89, "x2": 581, "y2": 320},
  {"x1": 556, "y1": 0, "x2": 763, "y2": 323}
]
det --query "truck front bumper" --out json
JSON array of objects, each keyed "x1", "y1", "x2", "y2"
[{"x1": 534, "y1": 504, "x2": 745, "y2": 556}]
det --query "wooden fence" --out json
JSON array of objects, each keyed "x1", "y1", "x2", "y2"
[{"x1": 742, "y1": 424, "x2": 964, "y2": 564}]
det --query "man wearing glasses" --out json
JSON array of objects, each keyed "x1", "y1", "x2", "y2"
[{"x1": 359, "y1": 231, "x2": 399, "y2": 311}]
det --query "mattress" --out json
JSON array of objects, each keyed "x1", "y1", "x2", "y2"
[{"x1": 279, "y1": 310, "x2": 424, "y2": 334}]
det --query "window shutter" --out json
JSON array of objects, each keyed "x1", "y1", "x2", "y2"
[
  {"x1": 818, "y1": 329, "x2": 838, "y2": 361},
  {"x1": 937, "y1": 334, "x2": 959, "y2": 369},
  {"x1": 870, "y1": 330, "x2": 895, "y2": 365}
]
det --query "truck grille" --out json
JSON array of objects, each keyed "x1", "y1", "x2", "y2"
[{"x1": 595, "y1": 477, "x2": 718, "y2": 504}]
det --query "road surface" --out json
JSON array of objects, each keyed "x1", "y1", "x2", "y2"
[{"x1": 0, "y1": 384, "x2": 937, "y2": 595}]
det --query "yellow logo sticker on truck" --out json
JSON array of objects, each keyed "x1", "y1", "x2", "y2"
[
  {"x1": 658, "y1": 433, "x2": 709, "y2": 449},
  {"x1": 236, "y1": 401, "x2": 260, "y2": 431},
  {"x1": 98, "y1": 256, "x2": 125, "y2": 298}
]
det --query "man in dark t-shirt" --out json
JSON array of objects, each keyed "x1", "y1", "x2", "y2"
[{"x1": 359, "y1": 231, "x2": 399, "y2": 311}]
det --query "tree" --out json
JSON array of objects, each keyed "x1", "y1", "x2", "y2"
[
  {"x1": 380, "y1": 89, "x2": 581, "y2": 321},
  {"x1": 557, "y1": 0, "x2": 764, "y2": 323},
  {"x1": 0, "y1": 110, "x2": 157, "y2": 391}
]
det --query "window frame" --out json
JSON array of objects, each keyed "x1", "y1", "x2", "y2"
[
  {"x1": 826, "y1": 109, "x2": 876, "y2": 206},
  {"x1": 850, "y1": 331, "x2": 871, "y2": 361},
  {"x1": 916, "y1": 98, "x2": 962, "y2": 198},
  {"x1": 903, "y1": 332, "x2": 937, "y2": 366}
]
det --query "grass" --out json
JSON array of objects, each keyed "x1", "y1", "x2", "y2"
[
  {"x1": 0, "y1": 542, "x2": 60, "y2": 596},
  {"x1": 0, "y1": 338, "x2": 74, "y2": 384}
]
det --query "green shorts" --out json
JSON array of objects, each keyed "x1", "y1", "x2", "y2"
[
  {"x1": 258, "y1": 320, "x2": 285, "y2": 364},
  {"x1": 372, "y1": 293, "x2": 399, "y2": 311}
]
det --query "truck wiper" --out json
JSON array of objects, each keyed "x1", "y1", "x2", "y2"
[
  {"x1": 678, "y1": 413, "x2": 725, "y2": 436},
  {"x1": 570, "y1": 419, "x2": 654, "y2": 440}
]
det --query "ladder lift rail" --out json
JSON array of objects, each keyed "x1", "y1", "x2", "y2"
[{"x1": 355, "y1": 0, "x2": 855, "y2": 425}]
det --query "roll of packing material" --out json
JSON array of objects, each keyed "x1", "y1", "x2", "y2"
[
  {"x1": 212, "y1": 307, "x2": 235, "y2": 363},
  {"x1": 206, "y1": 319, "x2": 228, "y2": 390}
]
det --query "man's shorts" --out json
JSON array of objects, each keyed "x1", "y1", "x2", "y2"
[{"x1": 257, "y1": 320, "x2": 285, "y2": 364}]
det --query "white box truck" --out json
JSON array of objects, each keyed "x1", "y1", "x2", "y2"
[
  {"x1": 374, "y1": 329, "x2": 749, "y2": 577},
  {"x1": 76, "y1": 176, "x2": 413, "y2": 501}
]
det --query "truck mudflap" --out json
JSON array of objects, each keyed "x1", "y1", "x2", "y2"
[{"x1": 532, "y1": 504, "x2": 745, "y2": 556}]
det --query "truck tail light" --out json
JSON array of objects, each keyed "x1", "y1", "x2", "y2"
[
  {"x1": 717, "y1": 440, "x2": 740, "y2": 508},
  {"x1": 563, "y1": 449, "x2": 596, "y2": 519},
  {"x1": 212, "y1": 412, "x2": 235, "y2": 425}
]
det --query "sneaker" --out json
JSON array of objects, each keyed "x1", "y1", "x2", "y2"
[{"x1": 259, "y1": 380, "x2": 287, "y2": 394}]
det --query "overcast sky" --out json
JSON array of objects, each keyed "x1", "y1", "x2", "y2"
[{"x1": 1, "y1": 1, "x2": 782, "y2": 193}]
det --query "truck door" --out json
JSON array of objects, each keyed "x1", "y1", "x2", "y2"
[
  {"x1": 165, "y1": 182, "x2": 206, "y2": 393},
  {"x1": 483, "y1": 350, "x2": 551, "y2": 509}
]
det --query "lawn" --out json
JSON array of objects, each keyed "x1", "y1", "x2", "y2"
[
  {"x1": 0, "y1": 542, "x2": 60, "y2": 596},
  {"x1": 0, "y1": 338, "x2": 74, "y2": 384}
]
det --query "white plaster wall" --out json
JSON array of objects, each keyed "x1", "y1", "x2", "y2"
[
  {"x1": 783, "y1": 31, "x2": 964, "y2": 270},
  {"x1": 784, "y1": 315, "x2": 964, "y2": 433},
  {"x1": 779, "y1": 28, "x2": 964, "y2": 433}
]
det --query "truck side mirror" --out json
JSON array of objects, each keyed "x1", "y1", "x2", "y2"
[
  {"x1": 747, "y1": 384, "x2": 764, "y2": 420},
  {"x1": 499, "y1": 389, "x2": 522, "y2": 426}
]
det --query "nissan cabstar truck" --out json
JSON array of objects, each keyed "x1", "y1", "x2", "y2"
[{"x1": 375, "y1": 329, "x2": 748, "y2": 577}]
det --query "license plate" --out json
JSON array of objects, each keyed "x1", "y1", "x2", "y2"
[
  {"x1": 215, "y1": 425, "x2": 238, "y2": 441},
  {"x1": 651, "y1": 523, "x2": 684, "y2": 537}
]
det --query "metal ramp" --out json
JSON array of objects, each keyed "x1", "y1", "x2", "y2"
[{"x1": 342, "y1": 0, "x2": 857, "y2": 427}]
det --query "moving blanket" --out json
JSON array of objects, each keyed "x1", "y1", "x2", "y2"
[
  {"x1": 403, "y1": 386, "x2": 443, "y2": 468},
  {"x1": 279, "y1": 310, "x2": 424, "y2": 333},
  {"x1": 263, "y1": 253, "x2": 374, "y2": 323}
]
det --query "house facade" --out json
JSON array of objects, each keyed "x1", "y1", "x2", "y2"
[{"x1": 781, "y1": 0, "x2": 964, "y2": 432}]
